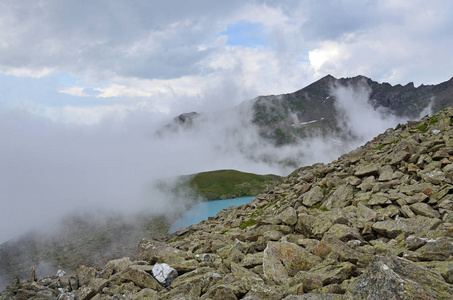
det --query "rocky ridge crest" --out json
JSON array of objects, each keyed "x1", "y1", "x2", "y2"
[
  {"x1": 2, "y1": 107, "x2": 453, "y2": 299},
  {"x1": 252, "y1": 75, "x2": 453, "y2": 145}
]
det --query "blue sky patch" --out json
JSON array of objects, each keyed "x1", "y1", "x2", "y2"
[
  {"x1": 219, "y1": 21, "x2": 267, "y2": 47},
  {"x1": 0, "y1": 73, "x2": 104, "y2": 109},
  {"x1": 82, "y1": 87, "x2": 101, "y2": 96}
]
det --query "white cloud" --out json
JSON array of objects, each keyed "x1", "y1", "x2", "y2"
[
  {"x1": 308, "y1": 41, "x2": 344, "y2": 75},
  {"x1": 28, "y1": 104, "x2": 148, "y2": 125},
  {"x1": 0, "y1": 1, "x2": 236, "y2": 81},
  {"x1": 234, "y1": 2, "x2": 290, "y2": 28},
  {"x1": 330, "y1": 80, "x2": 404, "y2": 141},
  {"x1": 0, "y1": 104, "x2": 278, "y2": 243},
  {"x1": 0, "y1": 0, "x2": 452, "y2": 123},
  {"x1": 2, "y1": 67, "x2": 55, "y2": 79},
  {"x1": 59, "y1": 86, "x2": 90, "y2": 97},
  {"x1": 94, "y1": 84, "x2": 155, "y2": 98},
  {"x1": 303, "y1": 1, "x2": 453, "y2": 85}
]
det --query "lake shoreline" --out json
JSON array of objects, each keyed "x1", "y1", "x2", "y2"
[{"x1": 168, "y1": 196, "x2": 255, "y2": 233}]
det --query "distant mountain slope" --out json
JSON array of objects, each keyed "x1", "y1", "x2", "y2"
[
  {"x1": 160, "y1": 75, "x2": 453, "y2": 146},
  {"x1": 252, "y1": 75, "x2": 453, "y2": 145},
  {"x1": 183, "y1": 169, "x2": 281, "y2": 200}
]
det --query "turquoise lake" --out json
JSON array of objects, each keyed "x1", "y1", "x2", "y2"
[{"x1": 168, "y1": 196, "x2": 254, "y2": 233}]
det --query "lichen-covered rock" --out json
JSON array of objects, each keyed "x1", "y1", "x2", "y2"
[
  {"x1": 279, "y1": 206, "x2": 298, "y2": 225},
  {"x1": 77, "y1": 265, "x2": 98, "y2": 287},
  {"x1": 118, "y1": 268, "x2": 163, "y2": 291},
  {"x1": 296, "y1": 209, "x2": 350, "y2": 239},
  {"x1": 201, "y1": 284, "x2": 238, "y2": 300},
  {"x1": 302, "y1": 186, "x2": 324, "y2": 207},
  {"x1": 169, "y1": 267, "x2": 221, "y2": 297},
  {"x1": 291, "y1": 271, "x2": 323, "y2": 292},
  {"x1": 242, "y1": 252, "x2": 264, "y2": 268},
  {"x1": 355, "y1": 163, "x2": 380, "y2": 177},
  {"x1": 323, "y1": 184, "x2": 353, "y2": 208},
  {"x1": 138, "y1": 238, "x2": 189, "y2": 265},
  {"x1": 403, "y1": 236, "x2": 427, "y2": 250},
  {"x1": 378, "y1": 164, "x2": 394, "y2": 181},
  {"x1": 372, "y1": 216, "x2": 442, "y2": 239},
  {"x1": 139, "y1": 239, "x2": 200, "y2": 274},
  {"x1": 346, "y1": 256, "x2": 453, "y2": 299},
  {"x1": 263, "y1": 241, "x2": 322, "y2": 283},
  {"x1": 325, "y1": 224, "x2": 364, "y2": 243},
  {"x1": 410, "y1": 202, "x2": 440, "y2": 218},
  {"x1": 242, "y1": 283, "x2": 288, "y2": 300},
  {"x1": 313, "y1": 235, "x2": 371, "y2": 266},
  {"x1": 368, "y1": 193, "x2": 391, "y2": 205},
  {"x1": 130, "y1": 288, "x2": 160, "y2": 300},
  {"x1": 283, "y1": 294, "x2": 346, "y2": 300},
  {"x1": 417, "y1": 261, "x2": 453, "y2": 284},
  {"x1": 415, "y1": 237, "x2": 453, "y2": 261},
  {"x1": 310, "y1": 260, "x2": 357, "y2": 286},
  {"x1": 230, "y1": 262, "x2": 265, "y2": 291},
  {"x1": 104, "y1": 257, "x2": 134, "y2": 274},
  {"x1": 74, "y1": 286, "x2": 97, "y2": 300},
  {"x1": 356, "y1": 202, "x2": 377, "y2": 222}
]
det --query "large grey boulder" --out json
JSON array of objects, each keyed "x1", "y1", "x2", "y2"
[
  {"x1": 371, "y1": 216, "x2": 442, "y2": 239},
  {"x1": 263, "y1": 241, "x2": 322, "y2": 284},
  {"x1": 296, "y1": 209, "x2": 350, "y2": 239},
  {"x1": 324, "y1": 184, "x2": 354, "y2": 209},
  {"x1": 138, "y1": 238, "x2": 199, "y2": 273},
  {"x1": 117, "y1": 267, "x2": 163, "y2": 291},
  {"x1": 279, "y1": 206, "x2": 298, "y2": 225},
  {"x1": 302, "y1": 186, "x2": 324, "y2": 207},
  {"x1": 346, "y1": 256, "x2": 453, "y2": 299}
]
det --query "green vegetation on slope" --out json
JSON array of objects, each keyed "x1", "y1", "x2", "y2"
[{"x1": 186, "y1": 169, "x2": 281, "y2": 200}]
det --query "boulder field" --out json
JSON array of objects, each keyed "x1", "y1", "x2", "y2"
[{"x1": 2, "y1": 107, "x2": 453, "y2": 299}]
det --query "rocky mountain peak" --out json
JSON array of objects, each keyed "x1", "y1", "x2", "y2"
[
  {"x1": 3, "y1": 105, "x2": 453, "y2": 298},
  {"x1": 155, "y1": 75, "x2": 453, "y2": 154},
  {"x1": 251, "y1": 75, "x2": 453, "y2": 147}
]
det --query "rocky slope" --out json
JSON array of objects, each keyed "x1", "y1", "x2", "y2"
[
  {"x1": 2, "y1": 108, "x2": 453, "y2": 298},
  {"x1": 0, "y1": 214, "x2": 172, "y2": 292},
  {"x1": 0, "y1": 170, "x2": 279, "y2": 291},
  {"x1": 4, "y1": 75, "x2": 448, "y2": 287}
]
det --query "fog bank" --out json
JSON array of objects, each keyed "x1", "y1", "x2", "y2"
[
  {"x1": 0, "y1": 81, "x2": 430, "y2": 245},
  {"x1": 0, "y1": 104, "x2": 276, "y2": 244}
]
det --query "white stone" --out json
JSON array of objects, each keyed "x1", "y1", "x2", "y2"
[{"x1": 152, "y1": 263, "x2": 178, "y2": 286}]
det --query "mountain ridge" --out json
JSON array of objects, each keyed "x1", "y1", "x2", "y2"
[
  {"x1": 161, "y1": 75, "x2": 453, "y2": 149},
  {"x1": 252, "y1": 74, "x2": 453, "y2": 145}
]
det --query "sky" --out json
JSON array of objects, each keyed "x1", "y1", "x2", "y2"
[
  {"x1": 1, "y1": 0, "x2": 453, "y2": 244},
  {"x1": 1, "y1": 0, "x2": 452, "y2": 124}
]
